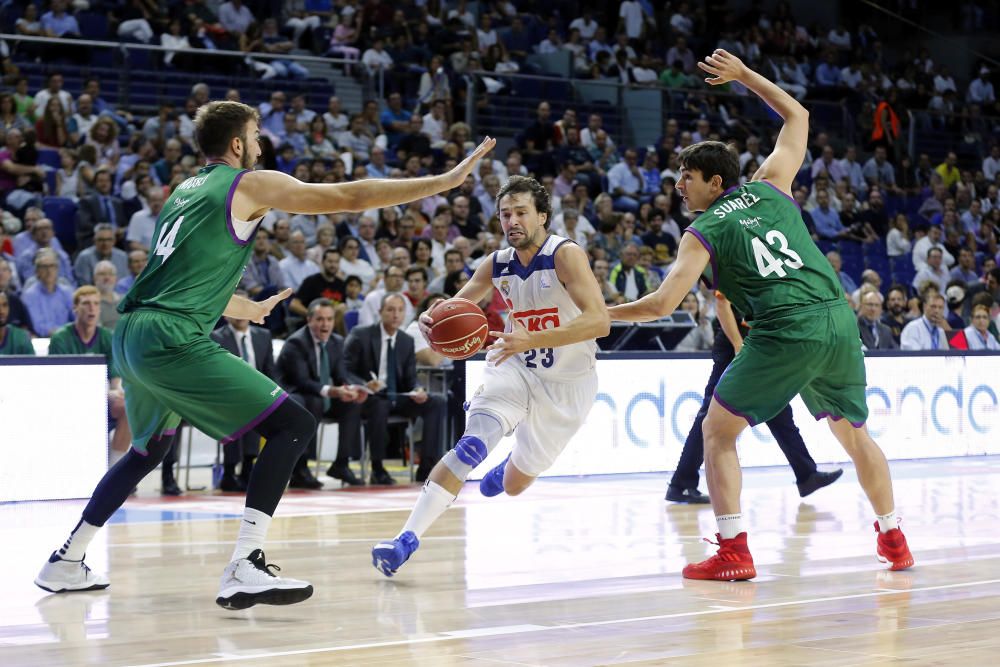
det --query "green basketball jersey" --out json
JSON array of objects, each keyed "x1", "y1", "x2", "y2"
[
  {"x1": 48, "y1": 323, "x2": 118, "y2": 377},
  {"x1": 686, "y1": 180, "x2": 843, "y2": 324},
  {"x1": 120, "y1": 164, "x2": 256, "y2": 335},
  {"x1": 0, "y1": 325, "x2": 34, "y2": 355}
]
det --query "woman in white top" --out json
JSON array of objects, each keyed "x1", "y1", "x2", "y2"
[
  {"x1": 674, "y1": 292, "x2": 715, "y2": 352},
  {"x1": 406, "y1": 293, "x2": 452, "y2": 369},
  {"x1": 958, "y1": 304, "x2": 1000, "y2": 350},
  {"x1": 887, "y1": 212, "x2": 912, "y2": 257}
]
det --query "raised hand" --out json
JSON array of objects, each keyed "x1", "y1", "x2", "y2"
[
  {"x1": 444, "y1": 136, "x2": 496, "y2": 189},
  {"x1": 697, "y1": 49, "x2": 748, "y2": 86}
]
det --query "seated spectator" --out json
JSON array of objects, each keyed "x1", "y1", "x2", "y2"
[
  {"x1": 951, "y1": 248, "x2": 980, "y2": 286},
  {"x1": 912, "y1": 247, "x2": 950, "y2": 294},
  {"x1": 74, "y1": 224, "x2": 129, "y2": 286},
  {"x1": 862, "y1": 146, "x2": 897, "y2": 193},
  {"x1": 92, "y1": 260, "x2": 121, "y2": 331},
  {"x1": 259, "y1": 18, "x2": 309, "y2": 80},
  {"x1": 210, "y1": 291, "x2": 279, "y2": 491},
  {"x1": 22, "y1": 248, "x2": 73, "y2": 336},
  {"x1": 944, "y1": 283, "x2": 968, "y2": 330},
  {"x1": 290, "y1": 247, "x2": 346, "y2": 319},
  {"x1": 881, "y1": 285, "x2": 911, "y2": 345},
  {"x1": 116, "y1": 249, "x2": 148, "y2": 295},
  {"x1": 279, "y1": 230, "x2": 320, "y2": 291},
  {"x1": 674, "y1": 292, "x2": 714, "y2": 351},
  {"x1": 218, "y1": 0, "x2": 256, "y2": 37},
  {"x1": 77, "y1": 169, "x2": 126, "y2": 248},
  {"x1": 16, "y1": 218, "x2": 73, "y2": 289},
  {"x1": 0, "y1": 291, "x2": 34, "y2": 355},
  {"x1": 359, "y1": 265, "x2": 412, "y2": 327},
  {"x1": 339, "y1": 236, "x2": 376, "y2": 291},
  {"x1": 950, "y1": 303, "x2": 1000, "y2": 350},
  {"x1": 345, "y1": 293, "x2": 446, "y2": 483},
  {"x1": 912, "y1": 225, "x2": 955, "y2": 272},
  {"x1": 126, "y1": 187, "x2": 165, "y2": 252},
  {"x1": 328, "y1": 11, "x2": 361, "y2": 70},
  {"x1": 0, "y1": 92, "x2": 30, "y2": 134},
  {"x1": 825, "y1": 251, "x2": 858, "y2": 299},
  {"x1": 935, "y1": 151, "x2": 961, "y2": 190},
  {"x1": 35, "y1": 97, "x2": 69, "y2": 148},
  {"x1": 851, "y1": 269, "x2": 883, "y2": 305},
  {"x1": 608, "y1": 243, "x2": 648, "y2": 302},
  {"x1": 857, "y1": 291, "x2": 898, "y2": 350},
  {"x1": 361, "y1": 38, "x2": 394, "y2": 78},
  {"x1": 812, "y1": 190, "x2": 860, "y2": 241},
  {"x1": 607, "y1": 149, "x2": 644, "y2": 213},
  {"x1": 900, "y1": 292, "x2": 950, "y2": 350},
  {"x1": 0, "y1": 129, "x2": 47, "y2": 214},
  {"x1": 429, "y1": 249, "x2": 468, "y2": 294}
]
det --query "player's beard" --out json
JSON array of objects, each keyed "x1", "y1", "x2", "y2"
[
  {"x1": 240, "y1": 134, "x2": 256, "y2": 170},
  {"x1": 509, "y1": 226, "x2": 545, "y2": 251}
]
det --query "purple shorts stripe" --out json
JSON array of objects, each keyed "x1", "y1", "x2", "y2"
[
  {"x1": 224, "y1": 169, "x2": 252, "y2": 246},
  {"x1": 684, "y1": 227, "x2": 718, "y2": 290},
  {"x1": 815, "y1": 411, "x2": 866, "y2": 428},
  {"x1": 712, "y1": 391, "x2": 758, "y2": 427},
  {"x1": 760, "y1": 179, "x2": 801, "y2": 210},
  {"x1": 220, "y1": 392, "x2": 288, "y2": 444}
]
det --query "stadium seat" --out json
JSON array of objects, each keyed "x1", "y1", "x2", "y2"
[
  {"x1": 77, "y1": 11, "x2": 109, "y2": 40},
  {"x1": 42, "y1": 197, "x2": 78, "y2": 255}
]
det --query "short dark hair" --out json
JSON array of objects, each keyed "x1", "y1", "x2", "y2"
[
  {"x1": 406, "y1": 265, "x2": 428, "y2": 281},
  {"x1": 322, "y1": 247, "x2": 340, "y2": 261},
  {"x1": 679, "y1": 141, "x2": 740, "y2": 190},
  {"x1": 496, "y1": 175, "x2": 552, "y2": 229},
  {"x1": 444, "y1": 248, "x2": 463, "y2": 261},
  {"x1": 194, "y1": 101, "x2": 260, "y2": 158},
  {"x1": 345, "y1": 275, "x2": 362, "y2": 286},
  {"x1": 307, "y1": 297, "x2": 335, "y2": 318},
  {"x1": 886, "y1": 284, "x2": 908, "y2": 299},
  {"x1": 338, "y1": 235, "x2": 360, "y2": 252}
]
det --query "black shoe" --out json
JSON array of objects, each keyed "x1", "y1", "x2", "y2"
[
  {"x1": 289, "y1": 468, "x2": 323, "y2": 490},
  {"x1": 327, "y1": 463, "x2": 364, "y2": 486},
  {"x1": 370, "y1": 469, "x2": 397, "y2": 486},
  {"x1": 797, "y1": 469, "x2": 843, "y2": 498},
  {"x1": 161, "y1": 478, "x2": 182, "y2": 496},
  {"x1": 219, "y1": 473, "x2": 247, "y2": 492},
  {"x1": 665, "y1": 485, "x2": 711, "y2": 504}
]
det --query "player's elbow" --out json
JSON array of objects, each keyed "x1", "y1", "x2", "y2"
[{"x1": 593, "y1": 309, "x2": 611, "y2": 338}]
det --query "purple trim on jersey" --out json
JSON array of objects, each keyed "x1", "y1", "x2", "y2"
[
  {"x1": 220, "y1": 392, "x2": 288, "y2": 444},
  {"x1": 73, "y1": 325, "x2": 99, "y2": 349},
  {"x1": 224, "y1": 169, "x2": 251, "y2": 246},
  {"x1": 684, "y1": 227, "x2": 718, "y2": 290},
  {"x1": 712, "y1": 390, "x2": 758, "y2": 426},
  {"x1": 815, "y1": 411, "x2": 866, "y2": 428},
  {"x1": 760, "y1": 179, "x2": 801, "y2": 210}
]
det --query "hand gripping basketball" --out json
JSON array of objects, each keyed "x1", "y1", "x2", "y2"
[{"x1": 425, "y1": 297, "x2": 489, "y2": 360}]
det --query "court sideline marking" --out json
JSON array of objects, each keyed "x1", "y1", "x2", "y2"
[{"x1": 124, "y1": 577, "x2": 1000, "y2": 667}]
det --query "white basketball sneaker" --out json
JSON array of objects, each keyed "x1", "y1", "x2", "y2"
[
  {"x1": 216, "y1": 549, "x2": 313, "y2": 610},
  {"x1": 35, "y1": 552, "x2": 110, "y2": 593}
]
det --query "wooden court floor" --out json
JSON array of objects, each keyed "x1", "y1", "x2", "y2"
[{"x1": 3, "y1": 457, "x2": 1000, "y2": 666}]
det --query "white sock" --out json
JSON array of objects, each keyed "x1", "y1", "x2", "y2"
[
  {"x1": 399, "y1": 481, "x2": 456, "y2": 539},
  {"x1": 716, "y1": 513, "x2": 746, "y2": 540},
  {"x1": 231, "y1": 508, "x2": 271, "y2": 561},
  {"x1": 59, "y1": 518, "x2": 101, "y2": 561},
  {"x1": 108, "y1": 449, "x2": 127, "y2": 467},
  {"x1": 876, "y1": 510, "x2": 897, "y2": 533}
]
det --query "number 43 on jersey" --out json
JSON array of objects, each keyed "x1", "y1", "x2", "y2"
[{"x1": 751, "y1": 230, "x2": 803, "y2": 278}]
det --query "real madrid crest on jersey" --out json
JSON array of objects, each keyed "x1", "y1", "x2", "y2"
[{"x1": 500, "y1": 279, "x2": 510, "y2": 296}]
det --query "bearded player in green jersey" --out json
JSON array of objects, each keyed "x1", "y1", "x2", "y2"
[
  {"x1": 35, "y1": 100, "x2": 495, "y2": 608},
  {"x1": 610, "y1": 50, "x2": 913, "y2": 581}
]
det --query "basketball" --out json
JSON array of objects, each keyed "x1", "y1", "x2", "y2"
[{"x1": 426, "y1": 297, "x2": 489, "y2": 360}]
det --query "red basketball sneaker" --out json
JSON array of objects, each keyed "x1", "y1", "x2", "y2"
[
  {"x1": 682, "y1": 532, "x2": 757, "y2": 581},
  {"x1": 874, "y1": 522, "x2": 914, "y2": 571}
]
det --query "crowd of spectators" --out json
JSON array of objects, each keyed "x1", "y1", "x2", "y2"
[{"x1": 2, "y1": 1, "x2": 1000, "y2": 488}]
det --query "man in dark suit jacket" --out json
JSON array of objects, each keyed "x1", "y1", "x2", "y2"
[
  {"x1": 857, "y1": 291, "x2": 899, "y2": 350},
  {"x1": 345, "y1": 292, "x2": 446, "y2": 484},
  {"x1": 211, "y1": 306, "x2": 278, "y2": 491},
  {"x1": 76, "y1": 169, "x2": 126, "y2": 249},
  {"x1": 277, "y1": 298, "x2": 368, "y2": 488}
]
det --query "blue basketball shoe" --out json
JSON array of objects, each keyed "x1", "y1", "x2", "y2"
[
  {"x1": 479, "y1": 455, "x2": 509, "y2": 497},
  {"x1": 371, "y1": 531, "x2": 419, "y2": 577}
]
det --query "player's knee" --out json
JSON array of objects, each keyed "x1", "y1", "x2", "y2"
[
  {"x1": 442, "y1": 435, "x2": 487, "y2": 481},
  {"x1": 257, "y1": 397, "x2": 316, "y2": 451}
]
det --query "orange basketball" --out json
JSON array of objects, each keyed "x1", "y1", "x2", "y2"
[{"x1": 426, "y1": 297, "x2": 489, "y2": 360}]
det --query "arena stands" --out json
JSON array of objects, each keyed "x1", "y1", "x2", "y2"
[{"x1": 1, "y1": 0, "x2": 999, "y2": 358}]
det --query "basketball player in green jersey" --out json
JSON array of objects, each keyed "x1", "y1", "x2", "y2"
[
  {"x1": 35, "y1": 100, "x2": 496, "y2": 608},
  {"x1": 609, "y1": 50, "x2": 913, "y2": 581}
]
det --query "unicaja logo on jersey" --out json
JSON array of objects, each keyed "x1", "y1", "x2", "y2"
[
  {"x1": 512, "y1": 307, "x2": 560, "y2": 331},
  {"x1": 443, "y1": 336, "x2": 483, "y2": 354}
]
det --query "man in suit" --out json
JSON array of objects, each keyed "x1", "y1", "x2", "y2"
[
  {"x1": 211, "y1": 294, "x2": 279, "y2": 491},
  {"x1": 345, "y1": 293, "x2": 446, "y2": 484},
  {"x1": 277, "y1": 298, "x2": 368, "y2": 488},
  {"x1": 857, "y1": 291, "x2": 898, "y2": 350},
  {"x1": 76, "y1": 169, "x2": 126, "y2": 249}
]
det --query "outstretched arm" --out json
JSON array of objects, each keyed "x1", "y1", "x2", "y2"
[
  {"x1": 223, "y1": 288, "x2": 293, "y2": 324},
  {"x1": 608, "y1": 233, "x2": 709, "y2": 322},
  {"x1": 698, "y1": 49, "x2": 808, "y2": 196},
  {"x1": 233, "y1": 137, "x2": 496, "y2": 220}
]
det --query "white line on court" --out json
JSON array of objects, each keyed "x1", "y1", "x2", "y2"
[{"x1": 122, "y1": 577, "x2": 1000, "y2": 667}]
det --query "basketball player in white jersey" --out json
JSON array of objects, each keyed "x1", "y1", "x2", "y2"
[{"x1": 371, "y1": 175, "x2": 611, "y2": 576}]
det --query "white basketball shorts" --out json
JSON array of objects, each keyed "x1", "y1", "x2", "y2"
[{"x1": 467, "y1": 359, "x2": 598, "y2": 477}]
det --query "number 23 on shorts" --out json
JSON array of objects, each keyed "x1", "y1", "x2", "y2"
[{"x1": 524, "y1": 348, "x2": 554, "y2": 368}]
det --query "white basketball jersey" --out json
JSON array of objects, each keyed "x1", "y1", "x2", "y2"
[{"x1": 491, "y1": 234, "x2": 597, "y2": 381}]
